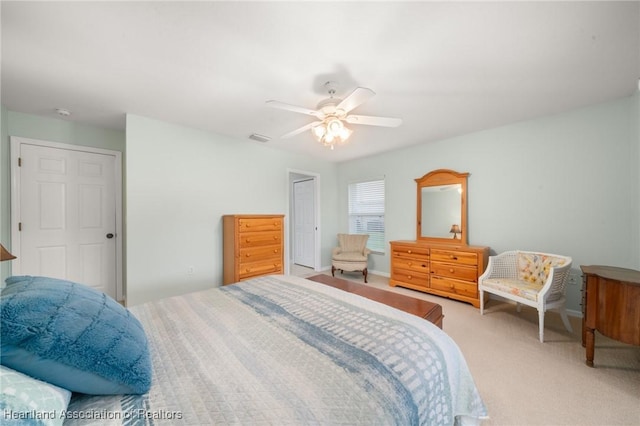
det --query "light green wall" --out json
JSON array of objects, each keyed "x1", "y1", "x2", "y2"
[
  {"x1": 6, "y1": 111, "x2": 125, "y2": 151},
  {"x1": 3, "y1": 94, "x2": 638, "y2": 312},
  {"x1": 1, "y1": 106, "x2": 10, "y2": 280},
  {"x1": 337, "y1": 91, "x2": 640, "y2": 312},
  {"x1": 125, "y1": 114, "x2": 338, "y2": 305},
  {"x1": 634, "y1": 90, "x2": 640, "y2": 261},
  {"x1": 0, "y1": 110, "x2": 125, "y2": 283}
]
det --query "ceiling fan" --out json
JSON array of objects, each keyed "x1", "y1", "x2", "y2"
[{"x1": 266, "y1": 81, "x2": 402, "y2": 149}]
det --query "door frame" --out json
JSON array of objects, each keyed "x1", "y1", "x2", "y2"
[
  {"x1": 292, "y1": 177, "x2": 315, "y2": 268},
  {"x1": 10, "y1": 136, "x2": 124, "y2": 301},
  {"x1": 286, "y1": 169, "x2": 320, "y2": 274}
]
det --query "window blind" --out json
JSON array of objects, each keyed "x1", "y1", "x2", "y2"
[{"x1": 348, "y1": 179, "x2": 385, "y2": 253}]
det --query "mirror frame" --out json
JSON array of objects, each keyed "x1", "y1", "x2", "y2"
[{"x1": 416, "y1": 169, "x2": 469, "y2": 245}]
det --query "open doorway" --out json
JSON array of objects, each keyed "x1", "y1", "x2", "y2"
[{"x1": 287, "y1": 169, "x2": 320, "y2": 275}]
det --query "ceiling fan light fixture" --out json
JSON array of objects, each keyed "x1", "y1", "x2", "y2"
[
  {"x1": 312, "y1": 123, "x2": 326, "y2": 139},
  {"x1": 338, "y1": 126, "x2": 352, "y2": 141},
  {"x1": 313, "y1": 117, "x2": 352, "y2": 149},
  {"x1": 324, "y1": 131, "x2": 335, "y2": 144},
  {"x1": 327, "y1": 118, "x2": 343, "y2": 134}
]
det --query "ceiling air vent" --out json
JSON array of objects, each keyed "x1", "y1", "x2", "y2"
[{"x1": 249, "y1": 133, "x2": 270, "y2": 143}]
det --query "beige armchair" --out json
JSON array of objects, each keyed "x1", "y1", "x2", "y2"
[{"x1": 331, "y1": 234, "x2": 371, "y2": 283}]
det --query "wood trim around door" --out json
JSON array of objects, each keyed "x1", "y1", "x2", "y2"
[{"x1": 286, "y1": 169, "x2": 321, "y2": 274}]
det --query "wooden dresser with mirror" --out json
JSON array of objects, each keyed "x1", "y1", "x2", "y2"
[{"x1": 389, "y1": 169, "x2": 490, "y2": 308}]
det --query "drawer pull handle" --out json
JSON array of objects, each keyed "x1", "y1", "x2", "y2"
[
  {"x1": 408, "y1": 262, "x2": 413, "y2": 266},
  {"x1": 449, "y1": 268, "x2": 454, "y2": 273},
  {"x1": 246, "y1": 254, "x2": 251, "y2": 257},
  {"x1": 450, "y1": 284, "x2": 455, "y2": 289},
  {"x1": 245, "y1": 238, "x2": 251, "y2": 243},
  {"x1": 274, "y1": 249, "x2": 278, "y2": 253},
  {"x1": 407, "y1": 275, "x2": 412, "y2": 280},
  {"x1": 407, "y1": 250, "x2": 412, "y2": 254},
  {"x1": 449, "y1": 255, "x2": 457, "y2": 259}
]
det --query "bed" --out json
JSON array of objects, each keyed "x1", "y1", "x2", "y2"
[{"x1": 2, "y1": 274, "x2": 487, "y2": 425}]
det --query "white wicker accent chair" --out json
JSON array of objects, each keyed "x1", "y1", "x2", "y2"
[
  {"x1": 331, "y1": 234, "x2": 371, "y2": 283},
  {"x1": 479, "y1": 250, "x2": 573, "y2": 342}
]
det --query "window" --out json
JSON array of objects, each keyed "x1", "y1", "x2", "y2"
[{"x1": 348, "y1": 178, "x2": 385, "y2": 253}]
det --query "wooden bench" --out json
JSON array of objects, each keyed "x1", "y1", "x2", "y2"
[{"x1": 307, "y1": 274, "x2": 444, "y2": 329}]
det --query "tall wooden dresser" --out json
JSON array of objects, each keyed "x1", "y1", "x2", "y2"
[{"x1": 223, "y1": 214, "x2": 284, "y2": 285}]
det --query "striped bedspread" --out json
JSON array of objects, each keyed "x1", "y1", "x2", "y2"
[{"x1": 65, "y1": 275, "x2": 487, "y2": 425}]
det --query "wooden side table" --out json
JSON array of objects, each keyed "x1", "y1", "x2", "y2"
[{"x1": 580, "y1": 265, "x2": 640, "y2": 367}]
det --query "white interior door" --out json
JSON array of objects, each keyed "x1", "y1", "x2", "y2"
[
  {"x1": 11, "y1": 138, "x2": 121, "y2": 299},
  {"x1": 293, "y1": 178, "x2": 315, "y2": 268}
]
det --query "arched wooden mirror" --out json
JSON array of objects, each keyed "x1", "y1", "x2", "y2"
[{"x1": 416, "y1": 169, "x2": 468, "y2": 245}]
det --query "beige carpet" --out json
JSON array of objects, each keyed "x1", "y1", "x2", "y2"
[{"x1": 292, "y1": 267, "x2": 640, "y2": 426}]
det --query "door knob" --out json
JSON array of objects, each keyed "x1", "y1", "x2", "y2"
[{"x1": 106, "y1": 233, "x2": 114, "y2": 239}]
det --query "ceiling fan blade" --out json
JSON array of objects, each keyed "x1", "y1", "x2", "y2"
[
  {"x1": 281, "y1": 121, "x2": 322, "y2": 139},
  {"x1": 336, "y1": 87, "x2": 375, "y2": 113},
  {"x1": 266, "y1": 100, "x2": 320, "y2": 117},
  {"x1": 345, "y1": 114, "x2": 403, "y2": 127}
]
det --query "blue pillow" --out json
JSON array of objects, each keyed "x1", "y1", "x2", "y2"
[{"x1": 1, "y1": 276, "x2": 151, "y2": 395}]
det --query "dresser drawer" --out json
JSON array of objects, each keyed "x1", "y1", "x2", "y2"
[
  {"x1": 392, "y1": 245, "x2": 430, "y2": 260},
  {"x1": 239, "y1": 245, "x2": 282, "y2": 263},
  {"x1": 238, "y1": 260, "x2": 283, "y2": 280},
  {"x1": 239, "y1": 231, "x2": 282, "y2": 248},
  {"x1": 238, "y1": 217, "x2": 282, "y2": 233},
  {"x1": 430, "y1": 249, "x2": 477, "y2": 266},
  {"x1": 430, "y1": 263, "x2": 477, "y2": 282},
  {"x1": 430, "y1": 276, "x2": 478, "y2": 298},
  {"x1": 391, "y1": 269, "x2": 429, "y2": 288},
  {"x1": 392, "y1": 257, "x2": 429, "y2": 274}
]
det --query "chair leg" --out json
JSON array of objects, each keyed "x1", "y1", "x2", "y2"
[
  {"x1": 559, "y1": 308, "x2": 573, "y2": 333},
  {"x1": 538, "y1": 310, "x2": 545, "y2": 343},
  {"x1": 479, "y1": 289, "x2": 485, "y2": 315},
  {"x1": 331, "y1": 265, "x2": 335, "y2": 277},
  {"x1": 363, "y1": 268, "x2": 368, "y2": 283}
]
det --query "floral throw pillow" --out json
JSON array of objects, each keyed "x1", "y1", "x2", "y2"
[{"x1": 517, "y1": 253, "x2": 566, "y2": 286}]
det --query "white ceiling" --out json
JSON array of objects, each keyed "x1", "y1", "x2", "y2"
[{"x1": 2, "y1": 1, "x2": 639, "y2": 162}]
